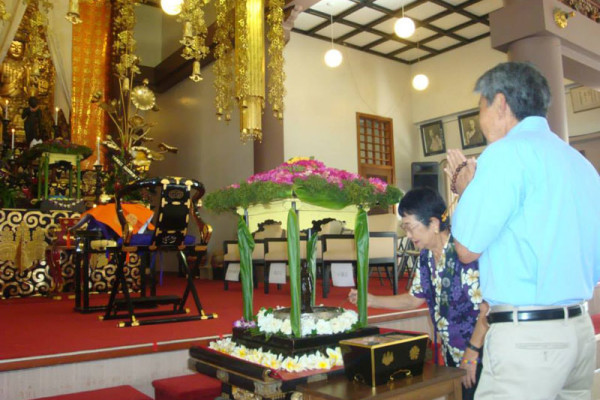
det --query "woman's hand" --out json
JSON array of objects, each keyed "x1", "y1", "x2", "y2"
[
  {"x1": 460, "y1": 348, "x2": 480, "y2": 388},
  {"x1": 347, "y1": 289, "x2": 374, "y2": 307},
  {"x1": 444, "y1": 149, "x2": 477, "y2": 196}
]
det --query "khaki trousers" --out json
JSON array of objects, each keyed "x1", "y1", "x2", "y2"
[{"x1": 475, "y1": 313, "x2": 595, "y2": 400}]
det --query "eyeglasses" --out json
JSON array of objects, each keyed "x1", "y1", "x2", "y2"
[{"x1": 400, "y1": 222, "x2": 422, "y2": 234}]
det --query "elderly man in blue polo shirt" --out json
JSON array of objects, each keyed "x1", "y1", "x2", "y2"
[{"x1": 446, "y1": 62, "x2": 600, "y2": 400}]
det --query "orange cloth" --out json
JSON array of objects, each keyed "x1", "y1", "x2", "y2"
[
  {"x1": 82, "y1": 203, "x2": 154, "y2": 237},
  {"x1": 71, "y1": 1, "x2": 111, "y2": 169}
]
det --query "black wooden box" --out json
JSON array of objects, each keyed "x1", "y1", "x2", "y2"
[{"x1": 339, "y1": 331, "x2": 429, "y2": 387}]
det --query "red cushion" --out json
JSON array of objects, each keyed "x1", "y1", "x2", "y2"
[
  {"x1": 153, "y1": 374, "x2": 221, "y2": 400},
  {"x1": 32, "y1": 385, "x2": 152, "y2": 400},
  {"x1": 591, "y1": 314, "x2": 600, "y2": 335}
]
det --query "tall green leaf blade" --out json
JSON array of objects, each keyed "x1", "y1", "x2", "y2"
[
  {"x1": 237, "y1": 215, "x2": 255, "y2": 321},
  {"x1": 287, "y1": 208, "x2": 301, "y2": 337},
  {"x1": 306, "y1": 231, "x2": 318, "y2": 307},
  {"x1": 354, "y1": 208, "x2": 369, "y2": 327}
]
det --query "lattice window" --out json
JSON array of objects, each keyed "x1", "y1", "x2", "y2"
[{"x1": 357, "y1": 113, "x2": 393, "y2": 166}]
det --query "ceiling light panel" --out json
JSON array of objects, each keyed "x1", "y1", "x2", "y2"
[
  {"x1": 453, "y1": 22, "x2": 489, "y2": 39},
  {"x1": 397, "y1": 46, "x2": 430, "y2": 61},
  {"x1": 373, "y1": 18, "x2": 397, "y2": 35},
  {"x1": 404, "y1": 2, "x2": 447, "y2": 20},
  {"x1": 310, "y1": 0, "x2": 356, "y2": 15},
  {"x1": 315, "y1": 22, "x2": 355, "y2": 38},
  {"x1": 344, "y1": 31, "x2": 382, "y2": 47},
  {"x1": 412, "y1": 26, "x2": 437, "y2": 41},
  {"x1": 425, "y1": 36, "x2": 461, "y2": 50},
  {"x1": 293, "y1": 13, "x2": 328, "y2": 31},
  {"x1": 370, "y1": 41, "x2": 406, "y2": 54},
  {"x1": 463, "y1": 0, "x2": 503, "y2": 16},
  {"x1": 373, "y1": 0, "x2": 418, "y2": 12},
  {"x1": 430, "y1": 13, "x2": 470, "y2": 30},
  {"x1": 344, "y1": 8, "x2": 387, "y2": 25}
]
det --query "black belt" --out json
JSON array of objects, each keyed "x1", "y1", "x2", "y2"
[{"x1": 487, "y1": 305, "x2": 583, "y2": 324}]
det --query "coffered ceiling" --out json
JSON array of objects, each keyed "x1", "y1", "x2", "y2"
[{"x1": 291, "y1": 0, "x2": 504, "y2": 64}]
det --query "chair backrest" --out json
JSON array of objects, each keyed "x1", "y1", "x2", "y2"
[
  {"x1": 368, "y1": 231, "x2": 398, "y2": 263},
  {"x1": 321, "y1": 234, "x2": 357, "y2": 261},
  {"x1": 116, "y1": 177, "x2": 204, "y2": 248},
  {"x1": 368, "y1": 213, "x2": 400, "y2": 233}
]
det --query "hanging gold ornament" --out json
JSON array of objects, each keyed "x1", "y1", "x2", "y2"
[
  {"x1": 65, "y1": 0, "x2": 82, "y2": 25},
  {"x1": 189, "y1": 60, "x2": 202, "y2": 82}
]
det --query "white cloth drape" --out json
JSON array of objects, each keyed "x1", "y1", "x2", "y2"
[
  {"x1": 0, "y1": 0, "x2": 27, "y2": 64},
  {"x1": 47, "y1": 1, "x2": 72, "y2": 118}
]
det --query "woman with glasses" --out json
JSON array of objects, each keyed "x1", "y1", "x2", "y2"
[{"x1": 349, "y1": 188, "x2": 487, "y2": 400}]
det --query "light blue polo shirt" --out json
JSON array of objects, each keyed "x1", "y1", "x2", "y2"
[{"x1": 452, "y1": 116, "x2": 600, "y2": 306}]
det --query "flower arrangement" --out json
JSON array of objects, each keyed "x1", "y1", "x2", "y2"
[
  {"x1": 253, "y1": 307, "x2": 359, "y2": 338},
  {"x1": 204, "y1": 157, "x2": 401, "y2": 213},
  {"x1": 209, "y1": 337, "x2": 343, "y2": 373},
  {"x1": 205, "y1": 157, "x2": 402, "y2": 335}
]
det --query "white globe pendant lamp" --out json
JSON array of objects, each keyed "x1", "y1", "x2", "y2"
[
  {"x1": 412, "y1": 73, "x2": 429, "y2": 91},
  {"x1": 394, "y1": 17, "x2": 415, "y2": 38},
  {"x1": 324, "y1": 14, "x2": 342, "y2": 68},
  {"x1": 161, "y1": 0, "x2": 183, "y2": 15},
  {"x1": 324, "y1": 48, "x2": 343, "y2": 68}
]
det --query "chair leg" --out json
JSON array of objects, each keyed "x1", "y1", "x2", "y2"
[
  {"x1": 223, "y1": 262, "x2": 229, "y2": 291},
  {"x1": 177, "y1": 250, "x2": 204, "y2": 315},
  {"x1": 322, "y1": 263, "x2": 330, "y2": 298},
  {"x1": 264, "y1": 263, "x2": 270, "y2": 294}
]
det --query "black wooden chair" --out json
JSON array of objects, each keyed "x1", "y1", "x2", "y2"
[{"x1": 102, "y1": 176, "x2": 217, "y2": 327}]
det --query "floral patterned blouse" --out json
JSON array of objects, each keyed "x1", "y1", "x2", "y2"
[{"x1": 409, "y1": 235, "x2": 481, "y2": 366}]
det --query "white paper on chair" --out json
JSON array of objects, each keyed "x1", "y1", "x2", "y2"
[
  {"x1": 269, "y1": 262, "x2": 287, "y2": 284},
  {"x1": 331, "y1": 263, "x2": 355, "y2": 287},
  {"x1": 225, "y1": 263, "x2": 240, "y2": 281}
]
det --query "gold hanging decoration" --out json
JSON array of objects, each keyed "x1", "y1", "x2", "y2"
[
  {"x1": 65, "y1": 0, "x2": 82, "y2": 24},
  {"x1": 213, "y1": 0, "x2": 234, "y2": 121},
  {"x1": 178, "y1": 0, "x2": 209, "y2": 82},
  {"x1": 267, "y1": 0, "x2": 285, "y2": 120}
]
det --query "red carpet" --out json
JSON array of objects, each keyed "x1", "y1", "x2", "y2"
[{"x1": 0, "y1": 274, "x2": 412, "y2": 365}]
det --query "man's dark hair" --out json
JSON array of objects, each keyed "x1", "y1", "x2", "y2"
[
  {"x1": 474, "y1": 62, "x2": 551, "y2": 121},
  {"x1": 398, "y1": 187, "x2": 448, "y2": 231},
  {"x1": 28, "y1": 96, "x2": 38, "y2": 108}
]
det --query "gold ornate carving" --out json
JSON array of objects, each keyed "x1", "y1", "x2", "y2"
[
  {"x1": 554, "y1": 7, "x2": 576, "y2": 28},
  {"x1": 381, "y1": 351, "x2": 394, "y2": 366},
  {"x1": 409, "y1": 345, "x2": 420, "y2": 361},
  {"x1": 232, "y1": 387, "x2": 261, "y2": 400}
]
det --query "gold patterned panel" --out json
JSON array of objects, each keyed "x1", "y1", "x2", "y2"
[
  {"x1": 0, "y1": 209, "x2": 141, "y2": 298},
  {"x1": 71, "y1": 0, "x2": 111, "y2": 169}
]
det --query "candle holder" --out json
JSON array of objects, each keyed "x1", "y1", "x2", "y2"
[
  {"x1": 94, "y1": 163, "x2": 103, "y2": 204},
  {"x1": 1, "y1": 118, "x2": 9, "y2": 158}
]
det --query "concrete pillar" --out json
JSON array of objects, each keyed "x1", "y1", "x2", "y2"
[{"x1": 507, "y1": 36, "x2": 569, "y2": 142}]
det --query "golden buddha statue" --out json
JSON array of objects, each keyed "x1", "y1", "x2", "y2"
[{"x1": 0, "y1": 40, "x2": 26, "y2": 99}]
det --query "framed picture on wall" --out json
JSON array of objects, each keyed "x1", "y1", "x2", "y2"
[
  {"x1": 420, "y1": 120, "x2": 446, "y2": 157},
  {"x1": 458, "y1": 112, "x2": 487, "y2": 149}
]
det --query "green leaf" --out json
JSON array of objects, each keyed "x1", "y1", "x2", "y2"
[
  {"x1": 237, "y1": 215, "x2": 255, "y2": 321},
  {"x1": 287, "y1": 207, "x2": 301, "y2": 338},
  {"x1": 355, "y1": 208, "x2": 369, "y2": 327},
  {"x1": 306, "y1": 232, "x2": 318, "y2": 307}
]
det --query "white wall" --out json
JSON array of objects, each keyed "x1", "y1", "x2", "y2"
[
  {"x1": 283, "y1": 32, "x2": 415, "y2": 190},
  {"x1": 147, "y1": 66, "x2": 253, "y2": 256}
]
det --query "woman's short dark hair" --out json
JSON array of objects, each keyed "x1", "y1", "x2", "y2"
[
  {"x1": 474, "y1": 62, "x2": 551, "y2": 121},
  {"x1": 398, "y1": 188, "x2": 448, "y2": 230}
]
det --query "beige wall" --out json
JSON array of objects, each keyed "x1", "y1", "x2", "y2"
[
  {"x1": 147, "y1": 66, "x2": 254, "y2": 256},
  {"x1": 283, "y1": 33, "x2": 416, "y2": 191}
]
